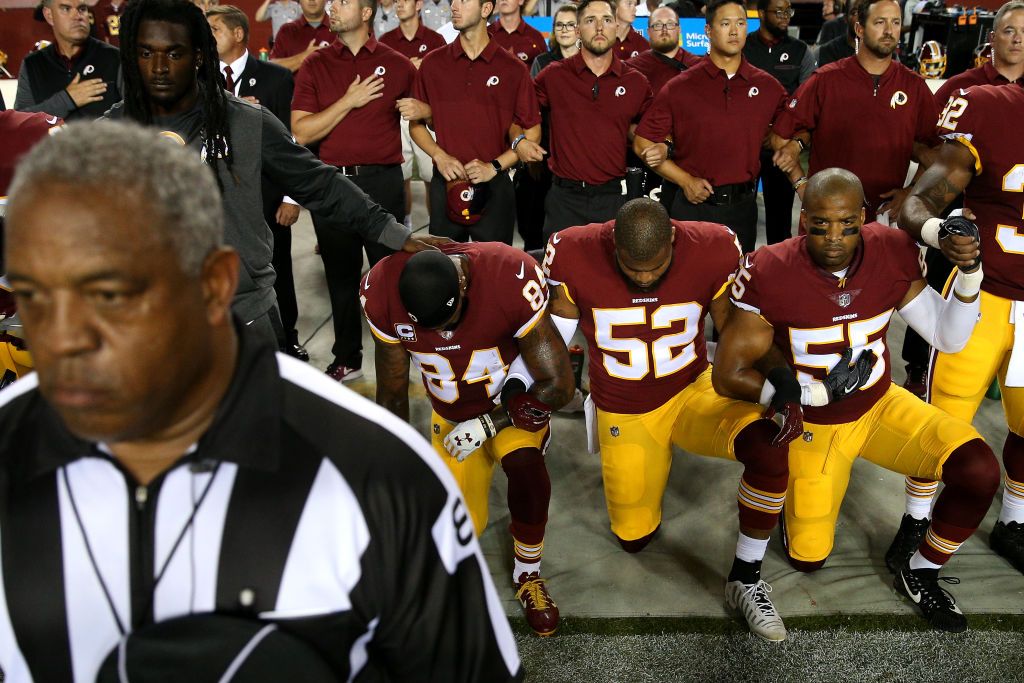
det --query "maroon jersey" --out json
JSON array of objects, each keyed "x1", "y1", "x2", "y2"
[
  {"x1": 936, "y1": 83, "x2": 1024, "y2": 301},
  {"x1": 0, "y1": 111, "x2": 62, "y2": 199},
  {"x1": 773, "y1": 57, "x2": 939, "y2": 215},
  {"x1": 379, "y1": 23, "x2": 447, "y2": 60},
  {"x1": 615, "y1": 29, "x2": 650, "y2": 59},
  {"x1": 488, "y1": 19, "x2": 547, "y2": 65},
  {"x1": 625, "y1": 48, "x2": 701, "y2": 96},
  {"x1": 543, "y1": 221, "x2": 741, "y2": 414},
  {"x1": 933, "y1": 61, "x2": 1016, "y2": 108},
  {"x1": 730, "y1": 224, "x2": 923, "y2": 424},
  {"x1": 361, "y1": 242, "x2": 548, "y2": 422}
]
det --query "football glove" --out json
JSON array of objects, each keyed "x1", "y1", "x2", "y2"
[
  {"x1": 823, "y1": 347, "x2": 877, "y2": 403},
  {"x1": 506, "y1": 392, "x2": 552, "y2": 432},
  {"x1": 444, "y1": 414, "x2": 497, "y2": 462},
  {"x1": 938, "y1": 215, "x2": 981, "y2": 271},
  {"x1": 764, "y1": 367, "x2": 804, "y2": 447}
]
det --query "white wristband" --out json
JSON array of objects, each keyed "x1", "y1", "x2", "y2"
[
  {"x1": 953, "y1": 264, "x2": 983, "y2": 299},
  {"x1": 921, "y1": 217, "x2": 942, "y2": 249},
  {"x1": 758, "y1": 379, "x2": 775, "y2": 406},
  {"x1": 801, "y1": 382, "x2": 831, "y2": 407}
]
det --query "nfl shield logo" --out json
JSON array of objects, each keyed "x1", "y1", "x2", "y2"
[
  {"x1": 837, "y1": 293, "x2": 852, "y2": 308},
  {"x1": 610, "y1": 426, "x2": 620, "y2": 437}
]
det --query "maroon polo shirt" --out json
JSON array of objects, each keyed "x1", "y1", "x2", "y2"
[
  {"x1": 270, "y1": 17, "x2": 335, "y2": 59},
  {"x1": 636, "y1": 56, "x2": 786, "y2": 186},
  {"x1": 773, "y1": 56, "x2": 939, "y2": 214},
  {"x1": 488, "y1": 18, "x2": 547, "y2": 65},
  {"x1": 536, "y1": 52, "x2": 653, "y2": 184},
  {"x1": 615, "y1": 28, "x2": 649, "y2": 59},
  {"x1": 379, "y1": 22, "x2": 447, "y2": 60},
  {"x1": 292, "y1": 37, "x2": 417, "y2": 166},
  {"x1": 934, "y1": 61, "x2": 1018, "y2": 107},
  {"x1": 625, "y1": 47, "x2": 701, "y2": 95},
  {"x1": 414, "y1": 38, "x2": 541, "y2": 164}
]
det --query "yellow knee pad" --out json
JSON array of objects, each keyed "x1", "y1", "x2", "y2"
[{"x1": 784, "y1": 474, "x2": 836, "y2": 563}]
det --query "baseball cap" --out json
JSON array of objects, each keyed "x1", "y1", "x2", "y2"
[
  {"x1": 445, "y1": 179, "x2": 488, "y2": 226},
  {"x1": 398, "y1": 250, "x2": 461, "y2": 328}
]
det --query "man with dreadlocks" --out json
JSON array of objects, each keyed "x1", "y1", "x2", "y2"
[{"x1": 108, "y1": 0, "x2": 444, "y2": 348}]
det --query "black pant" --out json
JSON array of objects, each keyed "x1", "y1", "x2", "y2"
[
  {"x1": 262, "y1": 183, "x2": 299, "y2": 347},
  {"x1": 758, "y1": 149, "x2": 796, "y2": 245},
  {"x1": 429, "y1": 172, "x2": 515, "y2": 243},
  {"x1": 514, "y1": 163, "x2": 550, "y2": 252},
  {"x1": 312, "y1": 165, "x2": 403, "y2": 368},
  {"x1": 543, "y1": 181, "x2": 626, "y2": 240},
  {"x1": 901, "y1": 246, "x2": 955, "y2": 369},
  {"x1": 670, "y1": 190, "x2": 758, "y2": 253}
]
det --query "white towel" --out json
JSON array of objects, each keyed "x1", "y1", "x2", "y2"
[{"x1": 584, "y1": 393, "x2": 600, "y2": 455}]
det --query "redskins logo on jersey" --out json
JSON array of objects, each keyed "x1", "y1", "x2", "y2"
[{"x1": 890, "y1": 90, "x2": 908, "y2": 109}]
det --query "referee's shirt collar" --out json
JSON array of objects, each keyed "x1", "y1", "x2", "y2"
[{"x1": 26, "y1": 326, "x2": 282, "y2": 479}]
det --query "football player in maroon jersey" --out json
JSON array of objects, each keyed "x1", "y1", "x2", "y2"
[
  {"x1": 534, "y1": 198, "x2": 799, "y2": 641},
  {"x1": 888, "y1": 75, "x2": 1024, "y2": 578},
  {"x1": 715, "y1": 168, "x2": 999, "y2": 632},
  {"x1": 362, "y1": 243, "x2": 574, "y2": 637}
]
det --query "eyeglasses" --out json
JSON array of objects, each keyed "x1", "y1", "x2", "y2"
[
  {"x1": 554, "y1": 21, "x2": 578, "y2": 31},
  {"x1": 772, "y1": 8, "x2": 795, "y2": 18},
  {"x1": 649, "y1": 21, "x2": 679, "y2": 31}
]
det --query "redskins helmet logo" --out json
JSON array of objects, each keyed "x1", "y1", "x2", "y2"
[
  {"x1": 748, "y1": 86, "x2": 759, "y2": 98},
  {"x1": 890, "y1": 90, "x2": 908, "y2": 109},
  {"x1": 374, "y1": 65, "x2": 386, "y2": 76},
  {"x1": 83, "y1": 64, "x2": 95, "y2": 76},
  {"x1": 779, "y1": 52, "x2": 789, "y2": 62},
  {"x1": 419, "y1": 44, "x2": 428, "y2": 52},
  {"x1": 486, "y1": 76, "x2": 500, "y2": 86},
  {"x1": 517, "y1": 52, "x2": 528, "y2": 61},
  {"x1": 460, "y1": 188, "x2": 473, "y2": 202},
  {"x1": 614, "y1": 86, "x2": 626, "y2": 97}
]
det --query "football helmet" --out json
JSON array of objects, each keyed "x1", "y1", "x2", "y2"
[
  {"x1": 918, "y1": 40, "x2": 947, "y2": 78},
  {"x1": 974, "y1": 41, "x2": 992, "y2": 67}
]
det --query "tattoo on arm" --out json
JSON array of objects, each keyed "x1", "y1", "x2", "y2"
[
  {"x1": 374, "y1": 338, "x2": 412, "y2": 421},
  {"x1": 518, "y1": 314, "x2": 575, "y2": 410}
]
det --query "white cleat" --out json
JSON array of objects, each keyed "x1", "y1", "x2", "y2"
[{"x1": 725, "y1": 579, "x2": 788, "y2": 642}]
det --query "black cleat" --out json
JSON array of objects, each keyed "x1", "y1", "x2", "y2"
[
  {"x1": 902, "y1": 364, "x2": 928, "y2": 399},
  {"x1": 990, "y1": 521, "x2": 1024, "y2": 574},
  {"x1": 885, "y1": 514, "x2": 931, "y2": 574},
  {"x1": 894, "y1": 565, "x2": 968, "y2": 633}
]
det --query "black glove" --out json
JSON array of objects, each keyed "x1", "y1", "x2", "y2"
[
  {"x1": 939, "y1": 215, "x2": 981, "y2": 271},
  {"x1": 765, "y1": 367, "x2": 803, "y2": 447},
  {"x1": 823, "y1": 347, "x2": 877, "y2": 403}
]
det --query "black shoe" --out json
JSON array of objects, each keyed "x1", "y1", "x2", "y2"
[
  {"x1": 885, "y1": 514, "x2": 930, "y2": 574},
  {"x1": 990, "y1": 521, "x2": 1024, "y2": 574},
  {"x1": 903, "y1": 364, "x2": 928, "y2": 399},
  {"x1": 894, "y1": 565, "x2": 967, "y2": 633},
  {"x1": 283, "y1": 343, "x2": 310, "y2": 362}
]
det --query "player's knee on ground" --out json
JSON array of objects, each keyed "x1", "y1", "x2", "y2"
[
  {"x1": 501, "y1": 447, "x2": 551, "y2": 542},
  {"x1": 616, "y1": 524, "x2": 660, "y2": 553},
  {"x1": 786, "y1": 555, "x2": 827, "y2": 572},
  {"x1": 781, "y1": 473, "x2": 836, "y2": 570},
  {"x1": 1003, "y1": 431, "x2": 1024, "y2": 481}
]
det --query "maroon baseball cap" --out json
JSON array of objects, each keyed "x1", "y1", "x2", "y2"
[{"x1": 445, "y1": 179, "x2": 488, "y2": 226}]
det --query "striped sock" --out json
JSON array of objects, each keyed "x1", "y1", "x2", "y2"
[
  {"x1": 513, "y1": 538, "x2": 543, "y2": 583},
  {"x1": 917, "y1": 526, "x2": 964, "y2": 566},
  {"x1": 736, "y1": 477, "x2": 786, "y2": 531},
  {"x1": 904, "y1": 477, "x2": 938, "y2": 520},
  {"x1": 998, "y1": 474, "x2": 1024, "y2": 525}
]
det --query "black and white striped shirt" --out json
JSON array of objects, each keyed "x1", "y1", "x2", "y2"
[{"x1": 0, "y1": 336, "x2": 521, "y2": 682}]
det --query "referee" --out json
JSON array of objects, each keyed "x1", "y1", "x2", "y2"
[{"x1": 0, "y1": 120, "x2": 522, "y2": 683}]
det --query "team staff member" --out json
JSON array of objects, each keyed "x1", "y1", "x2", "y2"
[
  {"x1": 886, "y1": 74, "x2": 1024, "y2": 578},
  {"x1": 540, "y1": 199, "x2": 794, "y2": 641},
  {"x1": 407, "y1": 0, "x2": 542, "y2": 243},
  {"x1": 634, "y1": 0, "x2": 787, "y2": 253},
  {"x1": 536, "y1": 0, "x2": 652, "y2": 237},
  {"x1": 626, "y1": 6, "x2": 700, "y2": 211},
  {"x1": 816, "y1": 5, "x2": 856, "y2": 67},
  {"x1": 15, "y1": 0, "x2": 121, "y2": 121},
  {"x1": 293, "y1": 0, "x2": 418, "y2": 383},
  {"x1": 363, "y1": 245, "x2": 574, "y2": 637},
  {"x1": 715, "y1": 169, "x2": 997, "y2": 633},
  {"x1": 110, "y1": 0, "x2": 438, "y2": 350},
  {"x1": 898, "y1": 0, "x2": 1024, "y2": 396},
  {"x1": 1, "y1": 121, "x2": 523, "y2": 682},
  {"x1": 489, "y1": 0, "x2": 546, "y2": 65},
  {"x1": 743, "y1": 0, "x2": 814, "y2": 244},
  {"x1": 208, "y1": 5, "x2": 309, "y2": 362},
  {"x1": 381, "y1": 0, "x2": 447, "y2": 228},
  {"x1": 614, "y1": 0, "x2": 649, "y2": 58},
  {"x1": 270, "y1": 0, "x2": 334, "y2": 72},
  {"x1": 532, "y1": 5, "x2": 580, "y2": 76},
  {"x1": 772, "y1": 0, "x2": 938, "y2": 223}
]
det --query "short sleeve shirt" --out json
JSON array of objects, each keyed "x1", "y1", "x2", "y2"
[
  {"x1": 379, "y1": 23, "x2": 447, "y2": 60},
  {"x1": 535, "y1": 53, "x2": 653, "y2": 184},
  {"x1": 730, "y1": 223, "x2": 923, "y2": 424},
  {"x1": 270, "y1": 17, "x2": 335, "y2": 59},
  {"x1": 625, "y1": 48, "x2": 701, "y2": 96},
  {"x1": 935, "y1": 83, "x2": 1024, "y2": 300},
  {"x1": 292, "y1": 38, "x2": 416, "y2": 166},
  {"x1": 615, "y1": 29, "x2": 650, "y2": 59},
  {"x1": 773, "y1": 57, "x2": 939, "y2": 214},
  {"x1": 361, "y1": 242, "x2": 549, "y2": 422},
  {"x1": 635, "y1": 57, "x2": 786, "y2": 186},
  {"x1": 544, "y1": 220, "x2": 741, "y2": 414},
  {"x1": 487, "y1": 19, "x2": 548, "y2": 66},
  {"x1": 414, "y1": 39, "x2": 541, "y2": 164}
]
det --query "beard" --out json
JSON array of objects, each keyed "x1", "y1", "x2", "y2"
[
  {"x1": 651, "y1": 35, "x2": 678, "y2": 54},
  {"x1": 863, "y1": 34, "x2": 897, "y2": 58},
  {"x1": 582, "y1": 35, "x2": 612, "y2": 55},
  {"x1": 764, "y1": 20, "x2": 787, "y2": 38}
]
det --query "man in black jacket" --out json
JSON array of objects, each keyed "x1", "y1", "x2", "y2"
[
  {"x1": 15, "y1": 0, "x2": 121, "y2": 120},
  {"x1": 109, "y1": 0, "x2": 442, "y2": 350},
  {"x1": 208, "y1": 5, "x2": 309, "y2": 361}
]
